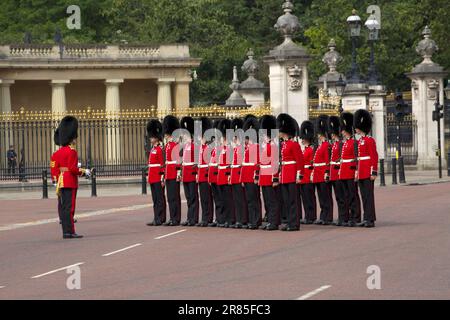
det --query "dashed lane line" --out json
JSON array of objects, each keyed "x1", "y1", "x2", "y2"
[
  {"x1": 154, "y1": 229, "x2": 187, "y2": 240},
  {"x1": 31, "y1": 262, "x2": 85, "y2": 279},
  {"x1": 296, "y1": 285, "x2": 332, "y2": 300},
  {"x1": 102, "y1": 243, "x2": 142, "y2": 257}
]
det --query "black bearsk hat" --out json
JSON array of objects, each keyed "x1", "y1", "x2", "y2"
[
  {"x1": 180, "y1": 116, "x2": 195, "y2": 136},
  {"x1": 244, "y1": 115, "x2": 260, "y2": 131},
  {"x1": 276, "y1": 113, "x2": 296, "y2": 137},
  {"x1": 259, "y1": 115, "x2": 276, "y2": 138},
  {"x1": 315, "y1": 115, "x2": 329, "y2": 136},
  {"x1": 163, "y1": 115, "x2": 180, "y2": 135},
  {"x1": 147, "y1": 119, "x2": 163, "y2": 140},
  {"x1": 354, "y1": 109, "x2": 372, "y2": 134},
  {"x1": 199, "y1": 117, "x2": 212, "y2": 134},
  {"x1": 300, "y1": 120, "x2": 315, "y2": 141},
  {"x1": 218, "y1": 118, "x2": 232, "y2": 136},
  {"x1": 54, "y1": 128, "x2": 60, "y2": 146},
  {"x1": 59, "y1": 116, "x2": 78, "y2": 146},
  {"x1": 340, "y1": 112, "x2": 354, "y2": 134},
  {"x1": 243, "y1": 114, "x2": 257, "y2": 124},
  {"x1": 231, "y1": 118, "x2": 244, "y2": 130},
  {"x1": 328, "y1": 116, "x2": 340, "y2": 137}
]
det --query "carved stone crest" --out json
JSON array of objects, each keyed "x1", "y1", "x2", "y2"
[
  {"x1": 288, "y1": 65, "x2": 302, "y2": 91},
  {"x1": 427, "y1": 79, "x2": 439, "y2": 100}
]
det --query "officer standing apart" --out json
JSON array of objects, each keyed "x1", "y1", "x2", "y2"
[
  {"x1": 56, "y1": 116, "x2": 90, "y2": 239},
  {"x1": 162, "y1": 115, "x2": 182, "y2": 226},
  {"x1": 354, "y1": 109, "x2": 378, "y2": 228},
  {"x1": 277, "y1": 114, "x2": 304, "y2": 231},
  {"x1": 146, "y1": 119, "x2": 167, "y2": 226},
  {"x1": 7, "y1": 145, "x2": 17, "y2": 175}
]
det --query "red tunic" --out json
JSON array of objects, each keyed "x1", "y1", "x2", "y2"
[
  {"x1": 300, "y1": 145, "x2": 314, "y2": 184},
  {"x1": 241, "y1": 142, "x2": 259, "y2": 184},
  {"x1": 50, "y1": 148, "x2": 62, "y2": 184},
  {"x1": 330, "y1": 141, "x2": 341, "y2": 182},
  {"x1": 357, "y1": 136, "x2": 378, "y2": 180},
  {"x1": 280, "y1": 139, "x2": 304, "y2": 184},
  {"x1": 57, "y1": 146, "x2": 82, "y2": 189},
  {"x1": 164, "y1": 140, "x2": 180, "y2": 181},
  {"x1": 312, "y1": 141, "x2": 330, "y2": 184},
  {"x1": 230, "y1": 145, "x2": 242, "y2": 185},
  {"x1": 258, "y1": 141, "x2": 279, "y2": 187},
  {"x1": 217, "y1": 145, "x2": 232, "y2": 186},
  {"x1": 339, "y1": 138, "x2": 357, "y2": 180},
  {"x1": 181, "y1": 142, "x2": 197, "y2": 183},
  {"x1": 197, "y1": 144, "x2": 210, "y2": 183},
  {"x1": 208, "y1": 146, "x2": 219, "y2": 184},
  {"x1": 147, "y1": 144, "x2": 164, "y2": 184}
]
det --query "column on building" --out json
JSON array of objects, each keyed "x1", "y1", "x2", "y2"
[
  {"x1": 369, "y1": 87, "x2": 387, "y2": 160},
  {"x1": 157, "y1": 78, "x2": 174, "y2": 116},
  {"x1": 51, "y1": 80, "x2": 70, "y2": 116},
  {"x1": 105, "y1": 79, "x2": 124, "y2": 164},
  {"x1": 173, "y1": 79, "x2": 191, "y2": 110},
  {"x1": 0, "y1": 80, "x2": 15, "y2": 161}
]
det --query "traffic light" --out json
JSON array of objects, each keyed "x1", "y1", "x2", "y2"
[
  {"x1": 395, "y1": 90, "x2": 407, "y2": 120},
  {"x1": 432, "y1": 102, "x2": 444, "y2": 122}
]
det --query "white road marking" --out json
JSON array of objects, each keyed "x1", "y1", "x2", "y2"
[
  {"x1": 102, "y1": 243, "x2": 142, "y2": 257},
  {"x1": 0, "y1": 286, "x2": 5, "y2": 289},
  {"x1": 296, "y1": 285, "x2": 332, "y2": 300},
  {"x1": 31, "y1": 262, "x2": 85, "y2": 279},
  {"x1": 154, "y1": 229, "x2": 187, "y2": 240}
]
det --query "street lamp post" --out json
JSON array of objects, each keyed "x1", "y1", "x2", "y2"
[
  {"x1": 346, "y1": 10, "x2": 362, "y2": 84},
  {"x1": 365, "y1": 11, "x2": 380, "y2": 85},
  {"x1": 335, "y1": 75, "x2": 346, "y2": 114},
  {"x1": 395, "y1": 91, "x2": 407, "y2": 183}
]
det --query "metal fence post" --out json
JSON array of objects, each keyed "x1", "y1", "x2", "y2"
[
  {"x1": 141, "y1": 167, "x2": 147, "y2": 195},
  {"x1": 91, "y1": 168, "x2": 97, "y2": 197},
  {"x1": 398, "y1": 156, "x2": 406, "y2": 183},
  {"x1": 42, "y1": 169, "x2": 48, "y2": 199},
  {"x1": 379, "y1": 159, "x2": 386, "y2": 187},
  {"x1": 392, "y1": 158, "x2": 397, "y2": 185}
]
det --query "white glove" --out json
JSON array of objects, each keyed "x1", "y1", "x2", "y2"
[
  {"x1": 78, "y1": 162, "x2": 82, "y2": 168},
  {"x1": 85, "y1": 169, "x2": 92, "y2": 177}
]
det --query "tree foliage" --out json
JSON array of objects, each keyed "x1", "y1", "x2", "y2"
[{"x1": 0, "y1": 0, "x2": 449, "y2": 104}]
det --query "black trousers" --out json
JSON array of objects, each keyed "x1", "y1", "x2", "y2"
[
  {"x1": 211, "y1": 183, "x2": 223, "y2": 224},
  {"x1": 199, "y1": 182, "x2": 213, "y2": 223},
  {"x1": 150, "y1": 182, "x2": 166, "y2": 224},
  {"x1": 262, "y1": 186, "x2": 281, "y2": 226},
  {"x1": 219, "y1": 185, "x2": 234, "y2": 224},
  {"x1": 165, "y1": 179, "x2": 181, "y2": 224},
  {"x1": 342, "y1": 179, "x2": 361, "y2": 223},
  {"x1": 281, "y1": 183, "x2": 299, "y2": 229},
  {"x1": 359, "y1": 179, "x2": 376, "y2": 222},
  {"x1": 300, "y1": 183, "x2": 316, "y2": 221},
  {"x1": 316, "y1": 182, "x2": 333, "y2": 222},
  {"x1": 233, "y1": 184, "x2": 248, "y2": 224},
  {"x1": 331, "y1": 180, "x2": 347, "y2": 222},
  {"x1": 8, "y1": 161, "x2": 16, "y2": 175},
  {"x1": 244, "y1": 183, "x2": 261, "y2": 226},
  {"x1": 296, "y1": 184, "x2": 303, "y2": 220},
  {"x1": 60, "y1": 188, "x2": 76, "y2": 235},
  {"x1": 183, "y1": 182, "x2": 199, "y2": 224}
]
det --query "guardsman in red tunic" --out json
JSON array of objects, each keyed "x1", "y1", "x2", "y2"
[
  {"x1": 299, "y1": 120, "x2": 317, "y2": 224},
  {"x1": 338, "y1": 112, "x2": 361, "y2": 226},
  {"x1": 162, "y1": 115, "x2": 181, "y2": 226},
  {"x1": 258, "y1": 115, "x2": 280, "y2": 231},
  {"x1": 312, "y1": 115, "x2": 333, "y2": 225},
  {"x1": 50, "y1": 128, "x2": 63, "y2": 223},
  {"x1": 277, "y1": 114, "x2": 304, "y2": 231},
  {"x1": 241, "y1": 115, "x2": 261, "y2": 229},
  {"x1": 354, "y1": 109, "x2": 378, "y2": 228},
  {"x1": 180, "y1": 117, "x2": 199, "y2": 226},
  {"x1": 230, "y1": 118, "x2": 248, "y2": 228},
  {"x1": 196, "y1": 117, "x2": 214, "y2": 227},
  {"x1": 328, "y1": 116, "x2": 347, "y2": 226},
  {"x1": 57, "y1": 116, "x2": 90, "y2": 239},
  {"x1": 216, "y1": 119, "x2": 234, "y2": 228},
  {"x1": 207, "y1": 119, "x2": 222, "y2": 227},
  {"x1": 146, "y1": 119, "x2": 166, "y2": 226}
]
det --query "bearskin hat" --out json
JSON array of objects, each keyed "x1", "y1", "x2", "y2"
[
  {"x1": 147, "y1": 119, "x2": 163, "y2": 141},
  {"x1": 293, "y1": 117, "x2": 300, "y2": 138},
  {"x1": 244, "y1": 115, "x2": 260, "y2": 131},
  {"x1": 259, "y1": 115, "x2": 276, "y2": 138},
  {"x1": 328, "y1": 116, "x2": 340, "y2": 137},
  {"x1": 54, "y1": 128, "x2": 60, "y2": 146},
  {"x1": 199, "y1": 117, "x2": 212, "y2": 134},
  {"x1": 340, "y1": 112, "x2": 354, "y2": 134},
  {"x1": 300, "y1": 121, "x2": 315, "y2": 141},
  {"x1": 218, "y1": 118, "x2": 232, "y2": 137},
  {"x1": 276, "y1": 113, "x2": 296, "y2": 137},
  {"x1": 162, "y1": 115, "x2": 180, "y2": 136},
  {"x1": 315, "y1": 115, "x2": 329, "y2": 137},
  {"x1": 354, "y1": 109, "x2": 372, "y2": 134},
  {"x1": 58, "y1": 116, "x2": 78, "y2": 146},
  {"x1": 231, "y1": 118, "x2": 244, "y2": 130},
  {"x1": 243, "y1": 114, "x2": 257, "y2": 124},
  {"x1": 180, "y1": 116, "x2": 195, "y2": 136}
]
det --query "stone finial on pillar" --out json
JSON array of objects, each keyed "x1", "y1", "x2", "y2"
[
  {"x1": 322, "y1": 39, "x2": 342, "y2": 74},
  {"x1": 225, "y1": 66, "x2": 247, "y2": 107},
  {"x1": 240, "y1": 49, "x2": 265, "y2": 107},
  {"x1": 416, "y1": 26, "x2": 438, "y2": 64},
  {"x1": 274, "y1": 0, "x2": 300, "y2": 46}
]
